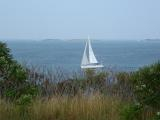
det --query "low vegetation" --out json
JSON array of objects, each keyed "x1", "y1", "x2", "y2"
[
  {"x1": 0, "y1": 95, "x2": 122, "y2": 120},
  {"x1": 0, "y1": 41, "x2": 160, "y2": 120}
]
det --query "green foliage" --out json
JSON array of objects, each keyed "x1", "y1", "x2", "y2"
[
  {"x1": 17, "y1": 94, "x2": 32, "y2": 105},
  {"x1": 55, "y1": 70, "x2": 108, "y2": 96},
  {"x1": 0, "y1": 42, "x2": 12, "y2": 63},
  {"x1": 120, "y1": 103, "x2": 142, "y2": 120},
  {"x1": 83, "y1": 69, "x2": 108, "y2": 92},
  {"x1": 116, "y1": 72, "x2": 132, "y2": 85},
  {"x1": 131, "y1": 62, "x2": 160, "y2": 108},
  {"x1": 4, "y1": 88, "x2": 17, "y2": 98},
  {"x1": 153, "y1": 112, "x2": 160, "y2": 120},
  {"x1": 85, "y1": 68, "x2": 95, "y2": 80},
  {"x1": 0, "y1": 42, "x2": 38, "y2": 101},
  {"x1": 85, "y1": 69, "x2": 107, "y2": 84}
]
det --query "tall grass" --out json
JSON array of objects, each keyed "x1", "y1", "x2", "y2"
[
  {"x1": 0, "y1": 99, "x2": 21, "y2": 120},
  {"x1": 0, "y1": 94, "x2": 122, "y2": 120}
]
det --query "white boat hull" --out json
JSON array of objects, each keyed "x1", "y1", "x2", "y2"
[{"x1": 81, "y1": 64, "x2": 104, "y2": 69}]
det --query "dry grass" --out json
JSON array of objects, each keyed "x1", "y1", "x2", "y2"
[
  {"x1": 0, "y1": 94, "x2": 122, "y2": 120},
  {"x1": 0, "y1": 99, "x2": 21, "y2": 120}
]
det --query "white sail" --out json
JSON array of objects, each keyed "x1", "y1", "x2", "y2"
[
  {"x1": 81, "y1": 40, "x2": 89, "y2": 65},
  {"x1": 81, "y1": 36, "x2": 103, "y2": 69},
  {"x1": 88, "y1": 36, "x2": 98, "y2": 64}
]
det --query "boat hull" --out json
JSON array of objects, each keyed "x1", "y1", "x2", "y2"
[{"x1": 81, "y1": 64, "x2": 104, "y2": 69}]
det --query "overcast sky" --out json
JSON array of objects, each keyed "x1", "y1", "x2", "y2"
[{"x1": 0, "y1": 0, "x2": 160, "y2": 40}]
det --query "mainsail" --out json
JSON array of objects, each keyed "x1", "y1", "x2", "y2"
[
  {"x1": 81, "y1": 36, "x2": 103, "y2": 69},
  {"x1": 88, "y1": 37, "x2": 98, "y2": 64},
  {"x1": 81, "y1": 40, "x2": 89, "y2": 65}
]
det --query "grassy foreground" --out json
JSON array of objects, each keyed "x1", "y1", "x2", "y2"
[{"x1": 0, "y1": 94, "x2": 122, "y2": 120}]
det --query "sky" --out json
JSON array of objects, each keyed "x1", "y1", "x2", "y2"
[{"x1": 0, "y1": 0, "x2": 160, "y2": 40}]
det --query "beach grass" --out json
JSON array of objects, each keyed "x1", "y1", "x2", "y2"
[{"x1": 0, "y1": 94, "x2": 122, "y2": 120}]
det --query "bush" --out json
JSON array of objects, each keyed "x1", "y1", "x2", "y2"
[
  {"x1": 153, "y1": 112, "x2": 160, "y2": 120},
  {"x1": 131, "y1": 62, "x2": 160, "y2": 108},
  {"x1": 116, "y1": 72, "x2": 131, "y2": 85},
  {"x1": 120, "y1": 103, "x2": 142, "y2": 120},
  {"x1": 0, "y1": 42, "x2": 38, "y2": 101},
  {"x1": 17, "y1": 94, "x2": 32, "y2": 105}
]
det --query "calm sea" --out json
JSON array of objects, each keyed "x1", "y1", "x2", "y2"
[{"x1": 5, "y1": 40, "x2": 160, "y2": 72}]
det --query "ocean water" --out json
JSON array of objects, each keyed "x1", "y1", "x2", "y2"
[{"x1": 5, "y1": 40, "x2": 160, "y2": 72}]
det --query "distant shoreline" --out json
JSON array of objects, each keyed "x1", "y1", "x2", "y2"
[{"x1": 143, "y1": 38, "x2": 160, "y2": 42}]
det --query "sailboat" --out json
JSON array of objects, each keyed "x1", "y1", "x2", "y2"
[{"x1": 81, "y1": 36, "x2": 104, "y2": 69}]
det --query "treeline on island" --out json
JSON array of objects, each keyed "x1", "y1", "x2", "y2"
[{"x1": 0, "y1": 41, "x2": 160, "y2": 120}]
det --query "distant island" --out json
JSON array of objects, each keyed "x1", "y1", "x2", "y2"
[{"x1": 143, "y1": 38, "x2": 160, "y2": 42}]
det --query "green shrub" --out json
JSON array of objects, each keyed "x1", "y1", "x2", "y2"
[
  {"x1": 85, "y1": 68, "x2": 95, "y2": 80},
  {"x1": 120, "y1": 103, "x2": 142, "y2": 120},
  {"x1": 153, "y1": 112, "x2": 160, "y2": 120},
  {"x1": 116, "y1": 72, "x2": 132, "y2": 85},
  {"x1": 0, "y1": 42, "x2": 38, "y2": 101},
  {"x1": 17, "y1": 94, "x2": 32, "y2": 105},
  {"x1": 131, "y1": 62, "x2": 160, "y2": 108}
]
